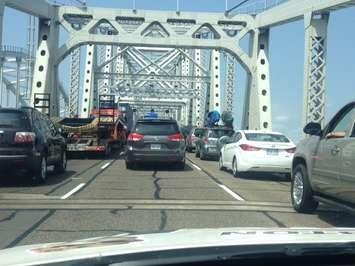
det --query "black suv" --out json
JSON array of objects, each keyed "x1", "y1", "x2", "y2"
[
  {"x1": 125, "y1": 119, "x2": 186, "y2": 169},
  {"x1": 0, "y1": 107, "x2": 67, "y2": 184}
]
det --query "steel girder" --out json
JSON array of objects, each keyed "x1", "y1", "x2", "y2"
[
  {"x1": 69, "y1": 47, "x2": 80, "y2": 117},
  {"x1": 224, "y1": 53, "x2": 236, "y2": 113},
  {"x1": 303, "y1": 13, "x2": 329, "y2": 127}
]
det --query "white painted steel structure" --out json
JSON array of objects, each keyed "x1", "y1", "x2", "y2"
[{"x1": 0, "y1": 0, "x2": 354, "y2": 129}]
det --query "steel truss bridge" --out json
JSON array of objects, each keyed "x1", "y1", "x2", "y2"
[{"x1": 1, "y1": 0, "x2": 354, "y2": 129}]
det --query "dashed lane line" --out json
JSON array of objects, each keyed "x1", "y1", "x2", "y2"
[
  {"x1": 101, "y1": 161, "x2": 112, "y2": 169},
  {"x1": 60, "y1": 183, "x2": 86, "y2": 200},
  {"x1": 218, "y1": 184, "x2": 245, "y2": 201}
]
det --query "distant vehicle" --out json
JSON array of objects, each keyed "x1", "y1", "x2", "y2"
[
  {"x1": 219, "y1": 130, "x2": 296, "y2": 177},
  {"x1": 195, "y1": 127, "x2": 234, "y2": 160},
  {"x1": 0, "y1": 107, "x2": 67, "y2": 184},
  {"x1": 291, "y1": 101, "x2": 355, "y2": 213},
  {"x1": 57, "y1": 95, "x2": 128, "y2": 156},
  {"x1": 125, "y1": 119, "x2": 186, "y2": 169},
  {"x1": 186, "y1": 127, "x2": 204, "y2": 152}
]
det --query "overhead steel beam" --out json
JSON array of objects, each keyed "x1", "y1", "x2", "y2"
[
  {"x1": 4, "y1": 0, "x2": 53, "y2": 18},
  {"x1": 256, "y1": 0, "x2": 355, "y2": 28}
]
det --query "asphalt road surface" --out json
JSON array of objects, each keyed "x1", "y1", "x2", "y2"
[{"x1": 0, "y1": 150, "x2": 355, "y2": 249}]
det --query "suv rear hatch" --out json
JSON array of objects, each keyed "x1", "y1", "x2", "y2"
[
  {"x1": 0, "y1": 109, "x2": 31, "y2": 149},
  {"x1": 129, "y1": 120, "x2": 183, "y2": 151},
  {"x1": 206, "y1": 128, "x2": 234, "y2": 146}
]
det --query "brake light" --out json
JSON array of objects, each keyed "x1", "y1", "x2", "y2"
[
  {"x1": 168, "y1": 133, "x2": 184, "y2": 142},
  {"x1": 14, "y1": 132, "x2": 36, "y2": 144},
  {"x1": 203, "y1": 137, "x2": 208, "y2": 144},
  {"x1": 127, "y1": 133, "x2": 144, "y2": 141},
  {"x1": 286, "y1": 147, "x2": 296, "y2": 153},
  {"x1": 240, "y1": 144, "x2": 261, "y2": 151}
]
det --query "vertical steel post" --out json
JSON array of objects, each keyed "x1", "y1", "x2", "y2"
[
  {"x1": 303, "y1": 13, "x2": 329, "y2": 127},
  {"x1": 209, "y1": 49, "x2": 221, "y2": 113},
  {"x1": 0, "y1": 57, "x2": 3, "y2": 106},
  {"x1": 15, "y1": 57, "x2": 21, "y2": 108}
]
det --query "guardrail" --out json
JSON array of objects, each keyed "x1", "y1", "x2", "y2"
[
  {"x1": 0, "y1": 45, "x2": 30, "y2": 59},
  {"x1": 229, "y1": 0, "x2": 289, "y2": 15}
]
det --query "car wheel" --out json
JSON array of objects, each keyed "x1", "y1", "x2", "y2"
[
  {"x1": 33, "y1": 155, "x2": 47, "y2": 185},
  {"x1": 218, "y1": 155, "x2": 225, "y2": 170},
  {"x1": 232, "y1": 157, "x2": 239, "y2": 177},
  {"x1": 291, "y1": 164, "x2": 318, "y2": 213},
  {"x1": 195, "y1": 148, "x2": 200, "y2": 158},
  {"x1": 126, "y1": 161, "x2": 136, "y2": 170},
  {"x1": 54, "y1": 150, "x2": 67, "y2": 173},
  {"x1": 176, "y1": 160, "x2": 185, "y2": 170},
  {"x1": 200, "y1": 150, "x2": 207, "y2": 160}
]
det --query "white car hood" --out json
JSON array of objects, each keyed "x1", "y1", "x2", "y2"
[{"x1": 2, "y1": 227, "x2": 355, "y2": 266}]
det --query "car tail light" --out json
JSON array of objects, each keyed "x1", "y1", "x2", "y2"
[
  {"x1": 168, "y1": 133, "x2": 184, "y2": 142},
  {"x1": 240, "y1": 144, "x2": 261, "y2": 151},
  {"x1": 14, "y1": 132, "x2": 36, "y2": 144},
  {"x1": 203, "y1": 137, "x2": 209, "y2": 144},
  {"x1": 286, "y1": 147, "x2": 296, "y2": 153},
  {"x1": 127, "y1": 133, "x2": 144, "y2": 141}
]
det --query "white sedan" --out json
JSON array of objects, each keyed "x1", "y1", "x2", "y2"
[{"x1": 219, "y1": 130, "x2": 296, "y2": 177}]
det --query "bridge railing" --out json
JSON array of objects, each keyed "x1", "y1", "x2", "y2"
[{"x1": 230, "y1": 0, "x2": 289, "y2": 15}]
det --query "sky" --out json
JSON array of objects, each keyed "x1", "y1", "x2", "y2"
[{"x1": 2, "y1": 0, "x2": 355, "y2": 142}]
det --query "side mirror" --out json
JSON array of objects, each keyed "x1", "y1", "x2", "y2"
[
  {"x1": 303, "y1": 122, "x2": 322, "y2": 136},
  {"x1": 325, "y1": 131, "x2": 346, "y2": 139}
]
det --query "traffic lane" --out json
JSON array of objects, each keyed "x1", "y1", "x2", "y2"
[
  {"x1": 187, "y1": 154, "x2": 291, "y2": 203},
  {"x1": 0, "y1": 157, "x2": 107, "y2": 197},
  {"x1": 7, "y1": 208, "x2": 355, "y2": 249},
  {"x1": 73, "y1": 158, "x2": 233, "y2": 201}
]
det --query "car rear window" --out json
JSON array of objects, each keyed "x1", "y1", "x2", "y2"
[
  {"x1": 134, "y1": 121, "x2": 179, "y2": 135},
  {"x1": 0, "y1": 110, "x2": 30, "y2": 128},
  {"x1": 208, "y1": 129, "x2": 234, "y2": 138},
  {"x1": 245, "y1": 133, "x2": 290, "y2": 143}
]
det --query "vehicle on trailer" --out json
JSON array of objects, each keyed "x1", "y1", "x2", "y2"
[
  {"x1": 291, "y1": 101, "x2": 355, "y2": 214},
  {"x1": 195, "y1": 127, "x2": 234, "y2": 160},
  {"x1": 219, "y1": 130, "x2": 295, "y2": 177},
  {"x1": 57, "y1": 95, "x2": 128, "y2": 156},
  {"x1": 0, "y1": 107, "x2": 67, "y2": 184},
  {"x1": 125, "y1": 118, "x2": 186, "y2": 169},
  {"x1": 186, "y1": 127, "x2": 204, "y2": 152}
]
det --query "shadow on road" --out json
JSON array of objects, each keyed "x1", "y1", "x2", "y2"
[
  {"x1": 132, "y1": 162, "x2": 194, "y2": 172},
  {"x1": 223, "y1": 170, "x2": 290, "y2": 182},
  {"x1": 0, "y1": 168, "x2": 77, "y2": 187},
  {"x1": 316, "y1": 209, "x2": 355, "y2": 227}
]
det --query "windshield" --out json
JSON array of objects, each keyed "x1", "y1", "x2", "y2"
[
  {"x1": 245, "y1": 133, "x2": 290, "y2": 143},
  {"x1": 0, "y1": 110, "x2": 29, "y2": 128},
  {"x1": 134, "y1": 121, "x2": 179, "y2": 135},
  {"x1": 1, "y1": 0, "x2": 355, "y2": 261},
  {"x1": 208, "y1": 129, "x2": 234, "y2": 138}
]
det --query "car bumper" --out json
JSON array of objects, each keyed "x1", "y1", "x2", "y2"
[
  {"x1": 0, "y1": 152, "x2": 38, "y2": 170},
  {"x1": 126, "y1": 150, "x2": 185, "y2": 163},
  {"x1": 237, "y1": 155, "x2": 292, "y2": 173},
  {"x1": 201, "y1": 146, "x2": 219, "y2": 157}
]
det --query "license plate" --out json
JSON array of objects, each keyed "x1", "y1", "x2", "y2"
[
  {"x1": 151, "y1": 144, "x2": 161, "y2": 150},
  {"x1": 68, "y1": 144, "x2": 86, "y2": 151},
  {"x1": 266, "y1": 149, "x2": 278, "y2": 156}
]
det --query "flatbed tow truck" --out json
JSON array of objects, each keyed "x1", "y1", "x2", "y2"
[{"x1": 56, "y1": 95, "x2": 127, "y2": 156}]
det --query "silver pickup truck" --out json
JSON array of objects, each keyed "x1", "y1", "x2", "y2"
[{"x1": 291, "y1": 101, "x2": 355, "y2": 213}]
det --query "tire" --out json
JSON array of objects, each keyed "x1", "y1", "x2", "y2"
[
  {"x1": 200, "y1": 150, "x2": 206, "y2": 160},
  {"x1": 176, "y1": 160, "x2": 185, "y2": 170},
  {"x1": 195, "y1": 147, "x2": 200, "y2": 158},
  {"x1": 105, "y1": 144, "x2": 112, "y2": 157},
  {"x1": 32, "y1": 155, "x2": 47, "y2": 185},
  {"x1": 126, "y1": 161, "x2": 135, "y2": 170},
  {"x1": 291, "y1": 164, "x2": 319, "y2": 213},
  {"x1": 218, "y1": 155, "x2": 225, "y2": 170},
  {"x1": 54, "y1": 150, "x2": 67, "y2": 174},
  {"x1": 232, "y1": 157, "x2": 239, "y2": 177},
  {"x1": 186, "y1": 147, "x2": 191, "y2": 153}
]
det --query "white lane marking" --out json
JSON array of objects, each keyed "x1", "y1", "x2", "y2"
[
  {"x1": 61, "y1": 183, "x2": 86, "y2": 200},
  {"x1": 120, "y1": 151, "x2": 124, "y2": 156},
  {"x1": 190, "y1": 163, "x2": 201, "y2": 171},
  {"x1": 101, "y1": 161, "x2": 112, "y2": 169},
  {"x1": 218, "y1": 184, "x2": 245, "y2": 201}
]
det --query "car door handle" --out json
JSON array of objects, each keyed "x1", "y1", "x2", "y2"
[{"x1": 331, "y1": 146, "x2": 340, "y2": 155}]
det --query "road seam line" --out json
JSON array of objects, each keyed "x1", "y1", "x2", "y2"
[
  {"x1": 61, "y1": 183, "x2": 86, "y2": 200},
  {"x1": 218, "y1": 184, "x2": 245, "y2": 201}
]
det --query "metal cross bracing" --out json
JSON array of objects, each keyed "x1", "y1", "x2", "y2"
[
  {"x1": 223, "y1": 53, "x2": 236, "y2": 113},
  {"x1": 69, "y1": 47, "x2": 80, "y2": 117},
  {"x1": 4, "y1": 0, "x2": 355, "y2": 130}
]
